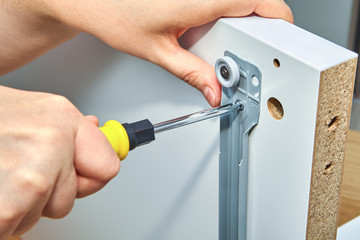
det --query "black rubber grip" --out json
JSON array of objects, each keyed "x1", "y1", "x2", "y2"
[{"x1": 123, "y1": 119, "x2": 155, "y2": 150}]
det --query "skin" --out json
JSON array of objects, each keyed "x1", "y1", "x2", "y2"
[{"x1": 0, "y1": 0, "x2": 293, "y2": 238}]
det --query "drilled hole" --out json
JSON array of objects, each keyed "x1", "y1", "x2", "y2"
[
  {"x1": 327, "y1": 116, "x2": 340, "y2": 131},
  {"x1": 267, "y1": 97, "x2": 284, "y2": 120},
  {"x1": 273, "y1": 59, "x2": 280, "y2": 68},
  {"x1": 325, "y1": 163, "x2": 332, "y2": 171}
]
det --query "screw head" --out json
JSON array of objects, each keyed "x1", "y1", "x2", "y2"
[
  {"x1": 220, "y1": 66, "x2": 230, "y2": 80},
  {"x1": 238, "y1": 104, "x2": 245, "y2": 111}
]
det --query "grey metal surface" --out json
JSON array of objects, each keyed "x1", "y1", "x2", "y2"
[
  {"x1": 154, "y1": 100, "x2": 243, "y2": 134},
  {"x1": 218, "y1": 51, "x2": 261, "y2": 240}
]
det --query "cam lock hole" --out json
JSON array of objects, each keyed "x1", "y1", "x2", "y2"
[{"x1": 267, "y1": 97, "x2": 284, "y2": 120}]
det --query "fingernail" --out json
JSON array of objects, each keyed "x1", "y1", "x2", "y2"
[{"x1": 203, "y1": 87, "x2": 215, "y2": 106}]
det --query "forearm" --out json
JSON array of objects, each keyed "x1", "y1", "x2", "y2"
[
  {"x1": 0, "y1": 0, "x2": 292, "y2": 107},
  {"x1": 0, "y1": 0, "x2": 79, "y2": 76}
]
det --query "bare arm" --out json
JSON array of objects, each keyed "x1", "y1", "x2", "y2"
[
  {"x1": 0, "y1": 1, "x2": 79, "y2": 75},
  {"x1": 0, "y1": 0, "x2": 293, "y2": 106},
  {"x1": 0, "y1": 1, "x2": 292, "y2": 238}
]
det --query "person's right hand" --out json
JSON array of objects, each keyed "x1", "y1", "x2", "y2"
[{"x1": 0, "y1": 86, "x2": 120, "y2": 240}]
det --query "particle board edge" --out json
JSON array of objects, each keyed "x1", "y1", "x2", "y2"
[{"x1": 306, "y1": 57, "x2": 358, "y2": 239}]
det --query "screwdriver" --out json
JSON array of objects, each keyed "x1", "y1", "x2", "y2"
[{"x1": 100, "y1": 100, "x2": 243, "y2": 160}]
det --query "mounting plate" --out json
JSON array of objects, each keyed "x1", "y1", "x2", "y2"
[{"x1": 218, "y1": 51, "x2": 261, "y2": 240}]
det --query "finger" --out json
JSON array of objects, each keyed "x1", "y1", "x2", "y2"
[
  {"x1": 152, "y1": 39, "x2": 222, "y2": 106},
  {"x1": 254, "y1": 0, "x2": 294, "y2": 23},
  {"x1": 75, "y1": 175, "x2": 107, "y2": 198},
  {"x1": 85, "y1": 115, "x2": 99, "y2": 126},
  {"x1": 0, "y1": 197, "x2": 23, "y2": 240},
  {"x1": 169, "y1": 0, "x2": 292, "y2": 28},
  {"x1": 13, "y1": 205, "x2": 43, "y2": 236},
  {"x1": 42, "y1": 169, "x2": 77, "y2": 218},
  {"x1": 74, "y1": 119, "x2": 120, "y2": 197},
  {"x1": 0, "y1": 167, "x2": 54, "y2": 237}
]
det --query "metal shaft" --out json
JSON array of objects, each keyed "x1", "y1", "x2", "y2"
[{"x1": 153, "y1": 100, "x2": 243, "y2": 134}]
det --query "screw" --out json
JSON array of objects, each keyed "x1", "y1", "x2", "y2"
[
  {"x1": 220, "y1": 66, "x2": 230, "y2": 80},
  {"x1": 238, "y1": 103, "x2": 245, "y2": 111},
  {"x1": 233, "y1": 100, "x2": 245, "y2": 112}
]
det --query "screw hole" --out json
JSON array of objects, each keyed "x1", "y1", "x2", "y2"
[
  {"x1": 273, "y1": 59, "x2": 280, "y2": 68},
  {"x1": 251, "y1": 75, "x2": 259, "y2": 87},
  {"x1": 327, "y1": 116, "x2": 340, "y2": 131},
  {"x1": 267, "y1": 97, "x2": 284, "y2": 120}
]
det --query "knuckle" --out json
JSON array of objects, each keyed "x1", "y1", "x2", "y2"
[
  {"x1": 49, "y1": 94, "x2": 71, "y2": 107},
  {"x1": 38, "y1": 126, "x2": 66, "y2": 145},
  {"x1": 15, "y1": 169, "x2": 51, "y2": 197},
  {"x1": 182, "y1": 70, "x2": 201, "y2": 86},
  {"x1": 47, "y1": 94, "x2": 78, "y2": 116}
]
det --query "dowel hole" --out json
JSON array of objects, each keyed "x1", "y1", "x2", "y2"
[
  {"x1": 325, "y1": 163, "x2": 333, "y2": 171},
  {"x1": 273, "y1": 58, "x2": 280, "y2": 68},
  {"x1": 327, "y1": 116, "x2": 340, "y2": 131},
  {"x1": 267, "y1": 97, "x2": 284, "y2": 120}
]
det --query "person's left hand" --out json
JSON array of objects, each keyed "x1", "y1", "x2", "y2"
[
  {"x1": 44, "y1": 0, "x2": 293, "y2": 106},
  {"x1": 3, "y1": 0, "x2": 293, "y2": 106}
]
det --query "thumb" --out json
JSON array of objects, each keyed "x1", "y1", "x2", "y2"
[
  {"x1": 84, "y1": 115, "x2": 99, "y2": 126},
  {"x1": 153, "y1": 39, "x2": 221, "y2": 107},
  {"x1": 74, "y1": 117, "x2": 120, "y2": 198}
]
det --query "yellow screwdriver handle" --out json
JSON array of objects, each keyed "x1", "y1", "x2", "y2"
[{"x1": 99, "y1": 120, "x2": 130, "y2": 160}]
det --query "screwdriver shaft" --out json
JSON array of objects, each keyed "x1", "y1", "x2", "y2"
[{"x1": 153, "y1": 100, "x2": 243, "y2": 134}]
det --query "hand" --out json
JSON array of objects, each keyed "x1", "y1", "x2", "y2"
[
  {"x1": 1, "y1": 0, "x2": 293, "y2": 106},
  {"x1": 0, "y1": 86, "x2": 120, "y2": 239},
  {"x1": 45, "y1": 0, "x2": 293, "y2": 106}
]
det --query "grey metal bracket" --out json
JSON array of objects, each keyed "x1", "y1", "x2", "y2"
[{"x1": 216, "y1": 51, "x2": 261, "y2": 240}]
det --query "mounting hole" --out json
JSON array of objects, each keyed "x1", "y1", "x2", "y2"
[
  {"x1": 327, "y1": 116, "x2": 340, "y2": 131},
  {"x1": 251, "y1": 75, "x2": 259, "y2": 87},
  {"x1": 325, "y1": 162, "x2": 333, "y2": 171},
  {"x1": 267, "y1": 97, "x2": 284, "y2": 120},
  {"x1": 273, "y1": 58, "x2": 280, "y2": 68}
]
